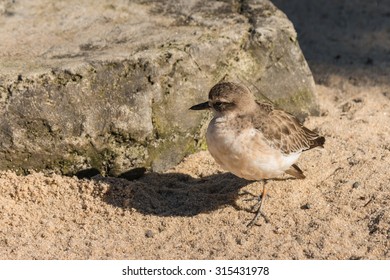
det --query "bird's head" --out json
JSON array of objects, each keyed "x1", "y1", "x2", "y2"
[{"x1": 190, "y1": 82, "x2": 256, "y2": 116}]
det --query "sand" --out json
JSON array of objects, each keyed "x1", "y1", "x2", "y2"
[{"x1": 1, "y1": 0, "x2": 390, "y2": 259}]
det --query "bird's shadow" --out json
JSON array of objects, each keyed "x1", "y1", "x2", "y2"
[{"x1": 95, "y1": 170, "x2": 252, "y2": 217}]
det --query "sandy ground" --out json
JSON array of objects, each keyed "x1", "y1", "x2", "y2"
[{"x1": 1, "y1": 0, "x2": 390, "y2": 259}]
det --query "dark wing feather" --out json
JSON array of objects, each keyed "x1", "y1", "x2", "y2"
[{"x1": 253, "y1": 103, "x2": 325, "y2": 154}]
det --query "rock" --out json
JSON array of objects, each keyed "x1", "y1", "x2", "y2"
[
  {"x1": 300, "y1": 203, "x2": 312, "y2": 210},
  {"x1": 145, "y1": 229, "x2": 154, "y2": 238},
  {"x1": 352, "y1": 181, "x2": 361, "y2": 189},
  {"x1": 0, "y1": 0, "x2": 318, "y2": 175}
]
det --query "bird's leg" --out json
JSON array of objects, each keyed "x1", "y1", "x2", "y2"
[
  {"x1": 250, "y1": 179, "x2": 268, "y2": 211},
  {"x1": 247, "y1": 180, "x2": 268, "y2": 227}
]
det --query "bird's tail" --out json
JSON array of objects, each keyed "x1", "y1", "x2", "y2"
[{"x1": 285, "y1": 164, "x2": 306, "y2": 179}]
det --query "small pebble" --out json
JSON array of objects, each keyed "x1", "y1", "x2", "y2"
[
  {"x1": 295, "y1": 236, "x2": 303, "y2": 244},
  {"x1": 301, "y1": 203, "x2": 312, "y2": 210},
  {"x1": 341, "y1": 102, "x2": 351, "y2": 113},
  {"x1": 145, "y1": 229, "x2": 154, "y2": 238},
  {"x1": 348, "y1": 157, "x2": 359, "y2": 166},
  {"x1": 352, "y1": 181, "x2": 361, "y2": 189}
]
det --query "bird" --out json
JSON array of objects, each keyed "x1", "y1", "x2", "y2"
[{"x1": 190, "y1": 82, "x2": 325, "y2": 227}]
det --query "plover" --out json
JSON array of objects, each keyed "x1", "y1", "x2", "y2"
[{"x1": 190, "y1": 82, "x2": 325, "y2": 227}]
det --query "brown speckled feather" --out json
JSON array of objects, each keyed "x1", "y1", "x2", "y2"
[{"x1": 253, "y1": 101, "x2": 325, "y2": 154}]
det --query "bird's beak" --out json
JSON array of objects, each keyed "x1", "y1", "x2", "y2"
[{"x1": 189, "y1": 101, "x2": 210, "y2": 110}]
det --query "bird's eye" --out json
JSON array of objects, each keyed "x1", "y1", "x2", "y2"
[
  {"x1": 213, "y1": 102, "x2": 224, "y2": 111},
  {"x1": 212, "y1": 101, "x2": 234, "y2": 112}
]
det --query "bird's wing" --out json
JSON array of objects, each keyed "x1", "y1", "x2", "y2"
[{"x1": 253, "y1": 106, "x2": 325, "y2": 154}]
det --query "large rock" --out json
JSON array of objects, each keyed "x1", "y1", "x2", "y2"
[{"x1": 0, "y1": 0, "x2": 318, "y2": 175}]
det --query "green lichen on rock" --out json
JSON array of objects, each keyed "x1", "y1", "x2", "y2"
[
  {"x1": 147, "y1": 134, "x2": 198, "y2": 172},
  {"x1": 274, "y1": 89, "x2": 320, "y2": 121}
]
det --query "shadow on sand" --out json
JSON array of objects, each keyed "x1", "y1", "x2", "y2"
[
  {"x1": 272, "y1": 0, "x2": 390, "y2": 84},
  {"x1": 95, "y1": 171, "x2": 253, "y2": 217}
]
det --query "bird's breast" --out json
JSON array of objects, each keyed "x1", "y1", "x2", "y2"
[{"x1": 206, "y1": 117, "x2": 300, "y2": 180}]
